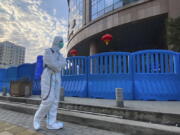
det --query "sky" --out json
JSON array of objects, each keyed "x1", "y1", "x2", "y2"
[{"x1": 0, "y1": 0, "x2": 68, "y2": 63}]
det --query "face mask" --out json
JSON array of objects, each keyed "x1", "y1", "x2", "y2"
[{"x1": 59, "y1": 42, "x2": 64, "y2": 49}]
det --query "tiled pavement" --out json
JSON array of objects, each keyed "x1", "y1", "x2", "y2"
[
  {"x1": 0, "y1": 108, "x2": 124, "y2": 135},
  {"x1": 0, "y1": 121, "x2": 43, "y2": 135}
]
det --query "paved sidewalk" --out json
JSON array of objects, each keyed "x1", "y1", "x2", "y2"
[
  {"x1": 0, "y1": 108, "x2": 123, "y2": 135},
  {"x1": 0, "y1": 121, "x2": 43, "y2": 135}
]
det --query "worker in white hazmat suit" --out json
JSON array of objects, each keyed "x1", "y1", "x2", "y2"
[{"x1": 33, "y1": 36, "x2": 66, "y2": 130}]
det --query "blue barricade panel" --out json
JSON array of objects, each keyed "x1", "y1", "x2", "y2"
[
  {"x1": 32, "y1": 79, "x2": 41, "y2": 95},
  {"x1": 1, "y1": 50, "x2": 178, "y2": 100},
  {"x1": 0, "y1": 69, "x2": 9, "y2": 93},
  {"x1": 61, "y1": 56, "x2": 88, "y2": 97},
  {"x1": 18, "y1": 63, "x2": 36, "y2": 80},
  {"x1": 133, "y1": 50, "x2": 180, "y2": 101},
  {"x1": 34, "y1": 55, "x2": 43, "y2": 80},
  {"x1": 0, "y1": 69, "x2": 7, "y2": 81},
  {"x1": 88, "y1": 52, "x2": 133, "y2": 100},
  {"x1": 0, "y1": 81, "x2": 10, "y2": 93},
  {"x1": 7, "y1": 67, "x2": 18, "y2": 81}
]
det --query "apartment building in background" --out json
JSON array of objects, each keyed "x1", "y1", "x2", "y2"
[{"x1": 0, "y1": 41, "x2": 25, "y2": 68}]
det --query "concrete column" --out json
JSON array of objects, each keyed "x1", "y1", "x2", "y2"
[
  {"x1": 89, "y1": 42, "x2": 97, "y2": 56},
  {"x1": 168, "y1": 0, "x2": 180, "y2": 18},
  {"x1": 167, "y1": 0, "x2": 180, "y2": 50},
  {"x1": 85, "y1": 0, "x2": 91, "y2": 25},
  {"x1": 89, "y1": 42, "x2": 98, "y2": 74},
  {"x1": 83, "y1": 0, "x2": 86, "y2": 25}
]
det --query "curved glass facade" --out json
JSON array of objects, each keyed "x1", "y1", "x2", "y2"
[
  {"x1": 91, "y1": 0, "x2": 139, "y2": 20},
  {"x1": 68, "y1": 0, "x2": 83, "y2": 37}
]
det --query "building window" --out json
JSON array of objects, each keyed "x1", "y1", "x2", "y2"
[
  {"x1": 91, "y1": 0, "x2": 139, "y2": 20},
  {"x1": 68, "y1": 0, "x2": 83, "y2": 36}
]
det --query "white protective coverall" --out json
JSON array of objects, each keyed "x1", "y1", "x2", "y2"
[{"x1": 33, "y1": 36, "x2": 66, "y2": 130}]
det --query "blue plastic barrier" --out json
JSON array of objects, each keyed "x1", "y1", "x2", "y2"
[
  {"x1": 1, "y1": 50, "x2": 179, "y2": 100},
  {"x1": 132, "y1": 50, "x2": 180, "y2": 101},
  {"x1": 32, "y1": 79, "x2": 41, "y2": 95},
  {"x1": 62, "y1": 56, "x2": 88, "y2": 97},
  {"x1": 0, "y1": 69, "x2": 7, "y2": 81},
  {"x1": 0, "y1": 82, "x2": 2, "y2": 92},
  {"x1": 88, "y1": 52, "x2": 133, "y2": 100},
  {"x1": 32, "y1": 56, "x2": 43, "y2": 95},
  {"x1": 0, "y1": 69, "x2": 9, "y2": 93},
  {"x1": 18, "y1": 63, "x2": 36, "y2": 80},
  {"x1": 7, "y1": 67, "x2": 18, "y2": 81},
  {"x1": 34, "y1": 56, "x2": 43, "y2": 80},
  {"x1": 178, "y1": 53, "x2": 180, "y2": 74},
  {"x1": 0, "y1": 81, "x2": 10, "y2": 93}
]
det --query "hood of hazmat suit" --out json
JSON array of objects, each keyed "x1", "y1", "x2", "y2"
[{"x1": 52, "y1": 36, "x2": 64, "y2": 52}]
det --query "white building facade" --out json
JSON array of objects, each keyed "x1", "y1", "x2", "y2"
[{"x1": 0, "y1": 41, "x2": 25, "y2": 68}]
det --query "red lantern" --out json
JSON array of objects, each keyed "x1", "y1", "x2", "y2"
[
  {"x1": 70, "y1": 49, "x2": 78, "y2": 56},
  {"x1": 101, "y1": 34, "x2": 113, "y2": 45}
]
